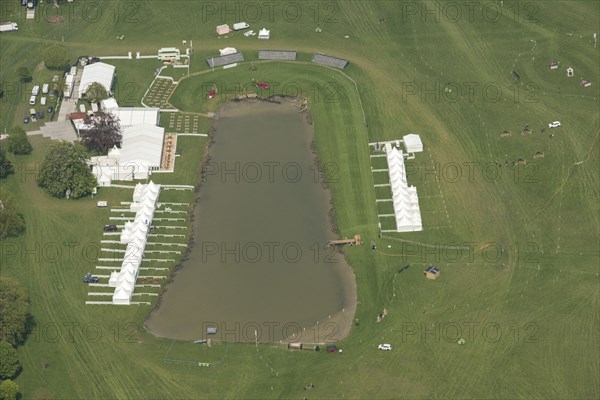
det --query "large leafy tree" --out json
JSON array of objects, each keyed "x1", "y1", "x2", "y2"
[
  {"x1": 0, "y1": 146, "x2": 13, "y2": 179},
  {"x1": 84, "y1": 82, "x2": 109, "y2": 104},
  {"x1": 0, "y1": 341, "x2": 21, "y2": 380},
  {"x1": 0, "y1": 278, "x2": 29, "y2": 346},
  {"x1": 17, "y1": 66, "x2": 32, "y2": 83},
  {"x1": 80, "y1": 113, "x2": 121, "y2": 154},
  {"x1": 43, "y1": 45, "x2": 70, "y2": 70},
  {"x1": 6, "y1": 127, "x2": 32, "y2": 155},
  {"x1": 0, "y1": 190, "x2": 25, "y2": 239},
  {"x1": 0, "y1": 379, "x2": 19, "y2": 400},
  {"x1": 37, "y1": 142, "x2": 97, "y2": 198}
]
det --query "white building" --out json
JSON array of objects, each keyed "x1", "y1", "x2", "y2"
[
  {"x1": 78, "y1": 62, "x2": 115, "y2": 98},
  {"x1": 90, "y1": 123, "x2": 165, "y2": 184}
]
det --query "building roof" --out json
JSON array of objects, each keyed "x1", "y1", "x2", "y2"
[
  {"x1": 258, "y1": 50, "x2": 297, "y2": 60},
  {"x1": 206, "y1": 53, "x2": 244, "y2": 68},
  {"x1": 109, "y1": 107, "x2": 160, "y2": 128},
  {"x1": 312, "y1": 53, "x2": 349, "y2": 69},
  {"x1": 78, "y1": 62, "x2": 115, "y2": 97}
]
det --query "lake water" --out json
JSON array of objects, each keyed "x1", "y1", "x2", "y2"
[{"x1": 145, "y1": 100, "x2": 356, "y2": 343}]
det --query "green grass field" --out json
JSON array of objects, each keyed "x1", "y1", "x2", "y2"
[{"x1": 0, "y1": 1, "x2": 598, "y2": 399}]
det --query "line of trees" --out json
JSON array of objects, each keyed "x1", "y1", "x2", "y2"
[{"x1": 0, "y1": 277, "x2": 30, "y2": 400}]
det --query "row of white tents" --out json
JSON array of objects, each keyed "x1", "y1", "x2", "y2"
[
  {"x1": 109, "y1": 181, "x2": 161, "y2": 305},
  {"x1": 386, "y1": 144, "x2": 423, "y2": 232}
]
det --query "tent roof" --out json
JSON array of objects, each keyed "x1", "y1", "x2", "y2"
[
  {"x1": 403, "y1": 134, "x2": 423, "y2": 153},
  {"x1": 109, "y1": 107, "x2": 159, "y2": 128},
  {"x1": 101, "y1": 98, "x2": 119, "y2": 111},
  {"x1": 79, "y1": 62, "x2": 115, "y2": 97}
]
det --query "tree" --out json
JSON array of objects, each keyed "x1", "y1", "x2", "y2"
[
  {"x1": 84, "y1": 82, "x2": 109, "y2": 105},
  {"x1": 0, "y1": 379, "x2": 19, "y2": 400},
  {"x1": 0, "y1": 190, "x2": 25, "y2": 239},
  {"x1": 43, "y1": 45, "x2": 69, "y2": 70},
  {"x1": 6, "y1": 127, "x2": 32, "y2": 155},
  {"x1": 0, "y1": 341, "x2": 21, "y2": 380},
  {"x1": 80, "y1": 113, "x2": 121, "y2": 153},
  {"x1": 0, "y1": 278, "x2": 29, "y2": 346},
  {"x1": 17, "y1": 66, "x2": 32, "y2": 83},
  {"x1": 0, "y1": 146, "x2": 13, "y2": 179},
  {"x1": 37, "y1": 141, "x2": 97, "y2": 198}
]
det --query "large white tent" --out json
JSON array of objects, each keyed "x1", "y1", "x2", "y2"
[
  {"x1": 109, "y1": 182, "x2": 161, "y2": 305},
  {"x1": 90, "y1": 124, "x2": 165, "y2": 184},
  {"x1": 386, "y1": 144, "x2": 422, "y2": 232},
  {"x1": 78, "y1": 62, "x2": 115, "y2": 98}
]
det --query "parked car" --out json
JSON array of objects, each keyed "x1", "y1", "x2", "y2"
[
  {"x1": 37, "y1": 110, "x2": 44, "y2": 119},
  {"x1": 548, "y1": 121, "x2": 561, "y2": 128},
  {"x1": 206, "y1": 326, "x2": 217, "y2": 335},
  {"x1": 256, "y1": 81, "x2": 269, "y2": 90},
  {"x1": 325, "y1": 345, "x2": 338, "y2": 353},
  {"x1": 103, "y1": 224, "x2": 117, "y2": 232},
  {"x1": 378, "y1": 344, "x2": 392, "y2": 351},
  {"x1": 23, "y1": 116, "x2": 29, "y2": 124},
  {"x1": 47, "y1": 106, "x2": 54, "y2": 114},
  {"x1": 83, "y1": 273, "x2": 99, "y2": 283}
]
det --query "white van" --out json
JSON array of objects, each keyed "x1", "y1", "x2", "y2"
[
  {"x1": 42, "y1": 83, "x2": 49, "y2": 94},
  {"x1": 29, "y1": 95, "x2": 36, "y2": 105},
  {"x1": 40, "y1": 96, "x2": 47, "y2": 106},
  {"x1": 32, "y1": 85, "x2": 40, "y2": 96},
  {"x1": 233, "y1": 22, "x2": 250, "y2": 31}
]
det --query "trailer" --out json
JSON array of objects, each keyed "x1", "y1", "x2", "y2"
[
  {"x1": 0, "y1": 22, "x2": 19, "y2": 32},
  {"x1": 233, "y1": 22, "x2": 250, "y2": 31}
]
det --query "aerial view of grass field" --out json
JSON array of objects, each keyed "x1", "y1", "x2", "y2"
[{"x1": 0, "y1": 1, "x2": 598, "y2": 399}]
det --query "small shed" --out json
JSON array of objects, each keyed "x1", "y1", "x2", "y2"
[
  {"x1": 566, "y1": 66, "x2": 574, "y2": 77},
  {"x1": 424, "y1": 266, "x2": 440, "y2": 280},
  {"x1": 258, "y1": 28, "x2": 270, "y2": 40},
  {"x1": 215, "y1": 24, "x2": 230, "y2": 36}
]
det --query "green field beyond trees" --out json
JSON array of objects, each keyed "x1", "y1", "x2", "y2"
[{"x1": 0, "y1": 1, "x2": 598, "y2": 399}]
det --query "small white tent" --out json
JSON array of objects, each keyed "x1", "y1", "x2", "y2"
[
  {"x1": 258, "y1": 28, "x2": 270, "y2": 39},
  {"x1": 403, "y1": 134, "x2": 423, "y2": 153}
]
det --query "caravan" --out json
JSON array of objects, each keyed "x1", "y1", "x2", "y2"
[{"x1": 233, "y1": 22, "x2": 250, "y2": 31}]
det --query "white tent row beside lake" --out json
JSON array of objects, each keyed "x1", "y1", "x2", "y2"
[
  {"x1": 386, "y1": 144, "x2": 423, "y2": 232},
  {"x1": 110, "y1": 182, "x2": 161, "y2": 305}
]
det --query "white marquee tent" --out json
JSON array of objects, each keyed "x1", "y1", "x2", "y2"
[
  {"x1": 110, "y1": 182, "x2": 161, "y2": 305},
  {"x1": 90, "y1": 124, "x2": 165, "y2": 184},
  {"x1": 403, "y1": 134, "x2": 423, "y2": 153},
  {"x1": 78, "y1": 62, "x2": 115, "y2": 98},
  {"x1": 386, "y1": 145, "x2": 422, "y2": 232}
]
